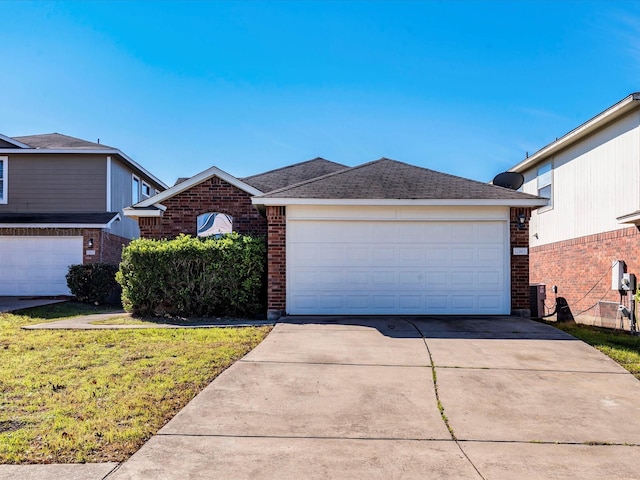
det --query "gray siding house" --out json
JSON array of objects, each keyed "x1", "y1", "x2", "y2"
[{"x1": 0, "y1": 133, "x2": 166, "y2": 296}]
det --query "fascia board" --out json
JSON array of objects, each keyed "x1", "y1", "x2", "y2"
[
  {"x1": 0, "y1": 213, "x2": 121, "y2": 229},
  {"x1": 510, "y1": 94, "x2": 640, "y2": 173},
  {"x1": 136, "y1": 165, "x2": 263, "y2": 208},
  {"x1": 251, "y1": 198, "x2": 549, "y2": 207},
  {"x1": 123, "y1": 206, "x2": 165, "y2": 218},
  {"x1": 0, "y1": 148, "x2": 168, "y2": 190}
]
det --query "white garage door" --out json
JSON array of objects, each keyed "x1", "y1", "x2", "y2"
[
  {"x1": 0, "y1": 237, "x2": 83, "y2": 296},
  {"x1": 288, "y1": 220, "x2": 509, "y2": 315}
]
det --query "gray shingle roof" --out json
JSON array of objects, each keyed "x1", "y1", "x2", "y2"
[
  {"x1": 258, "y1": 158, "x2": 542, "y2": 200},
  {"x1": 242, "y1": 158, "x2": 348, "y2": 192},
  {"x1": 12, "y1": 133, "x2": 113, "y2": 150},
  {"x1": 0, "y1": 212, "x2": 120, "y2": 224}
]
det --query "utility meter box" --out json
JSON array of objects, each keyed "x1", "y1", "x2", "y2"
[
  {"x1": 621, "y1": 273, "x2": 637, "y2": 292},
  {"x1": 530, "y1": 284, "x2": 546, "y2": 319},
  {"x1": 612, "y1": 260, "x2": 626, "y2": 290}
]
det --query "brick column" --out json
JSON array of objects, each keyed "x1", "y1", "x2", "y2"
[
  {"x1": 266, "y1": 206, "x2": 286, "y2": 320},
  {"x1": 510, "y1": 207, "x2": 532, "y2": 317}
]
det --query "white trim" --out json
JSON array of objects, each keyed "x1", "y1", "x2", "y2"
[
  {"x1": 617, "y1": 210, "x2": 640, "y2": 225},
  {"x1": 134, "y1": 165, "x2": 263, "y2": 208},
  {"x1": 252, "y1": 197, "x2": 549, "y2": 207},
  {"x1": 106, "y1": 155, "x2": 112, "y2": 211},
  {"x1": 0, "y1": 156, "x2": 7, "y2": 204},
  {"x1": 0, "y1": 134, "x2": 31, "y2": 148},
  {"x1": 510, "y1": 93, "x2": 640, "y2": 173},
  {"x1": 132, "y1": 174, "x2": 141, "y2": 205},
  {"x1": 0, "y1": 147, "x2": 168, "y2": 189},
  {"x1": 122, "y1": 206, "x2": 165, "y2": 218}
]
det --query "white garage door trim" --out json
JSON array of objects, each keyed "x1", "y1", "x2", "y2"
[
  {"x1": 286, "y1": 206, "x2": 511, "y2": 315},
  {"x1": 0, "y1": 236, "x2": 83, "y2": 296}
]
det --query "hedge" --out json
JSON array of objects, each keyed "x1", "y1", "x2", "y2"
[
  {"x1": 116, "y1": 233, "x2": 266, "y2": 317},
  {"x1": 66, "y1": 263, "x2": 121, "y2": 305}
]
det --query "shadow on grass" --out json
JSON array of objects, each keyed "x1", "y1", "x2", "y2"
[{"x1": 14, "y1": 301, "x2": 122, "y2": 320}]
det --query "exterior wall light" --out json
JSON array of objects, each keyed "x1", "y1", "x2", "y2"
[
  {"x1": 517, "y1": 214, "x2": 526, "y2": 230},
  {"x1": 88, "y1": 238, "x2": 94, "y2": 248}
]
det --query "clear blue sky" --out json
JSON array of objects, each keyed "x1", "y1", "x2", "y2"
[{"x1": 2, "y1": 0, "x2": 640, "y2": 186}]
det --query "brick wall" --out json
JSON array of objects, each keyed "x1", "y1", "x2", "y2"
[
  {"x1": 0, "y1": 228, "x2": 129, "y2": 264},
  {"x1": 530, "y1": 226, "x2": 640, "y2": 319},
  {"x1": 266, "y1": 206, "x2": 286, "y2": 319},
  {"x1": 510, "y1": 207, "x2": 532, "y2": 314},
  {"x1": 138, "y1": 177, "x2": 267, "y2": 239}
]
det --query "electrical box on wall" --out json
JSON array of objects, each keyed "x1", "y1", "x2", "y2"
[
  {"x1": 612, "y1": 260, "x2": 626, "y2": 291},
  {"x1": 621, "y1": 273, "x2": 637, "y2": 292}
]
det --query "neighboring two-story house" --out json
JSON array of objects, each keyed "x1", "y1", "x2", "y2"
[
  {"x1": 509, "y1": 93, "x2": 640, "y2": 324},
  {"x1": 0, "y1": 133, "x2": 166, "y2": 296}
]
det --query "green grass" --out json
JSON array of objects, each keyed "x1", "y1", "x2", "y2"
[
  {"x1": 552, "y1": 322, "x2": 640, "y2": 379},
  {"x1": 0, "y1": 302, "x2": 271, "y2": 464}
]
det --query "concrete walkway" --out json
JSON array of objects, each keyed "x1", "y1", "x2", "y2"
[
  {"x1": 0, "y1": 296, "x2": 66, "y2": 313},
  {"x1": 5, "y1": 316, "x2": 640, "y2": 479}
]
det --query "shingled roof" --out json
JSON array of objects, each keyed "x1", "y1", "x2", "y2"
[
  {"x1": 241, "y1": 158, "x2": 348, "y2": 192},
  {"x1": 13, "y1": 133, "x2": 113, "y2": 150},
  {"x1": 255, "y1": 158, "x2": 543, "y2": 201}
]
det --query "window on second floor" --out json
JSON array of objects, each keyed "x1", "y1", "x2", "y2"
[
  {"x1": 142, "y1": 182, "x2": 151, "y2": 199},
  {"x1": 0, "y1": 157, "x2": 6, "y2": 204},
  {"x1": 537, "y1": 162, "x2": 552, "y2": 208},
  {"x1": 132, "y1": 175, "x2": 140, "y2": 204}
]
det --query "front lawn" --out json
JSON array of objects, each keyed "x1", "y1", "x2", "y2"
[
  {"x1": 552, "y1": 322, "x2": 640, "y2": 379},
  {"x1": 0, "y1": 302, "x2": 271, "y2": 464}
]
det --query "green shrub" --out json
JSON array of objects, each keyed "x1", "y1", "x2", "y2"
[
  {"x1": 66, "y1": 263, "x2": 121, "y2": 305},
  {"x1": 116, "y1": 233, "x2": 266, "y2": 317}
]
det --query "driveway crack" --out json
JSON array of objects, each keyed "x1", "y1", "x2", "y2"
[{"x1": 403, "y1": 319, "x2": 487, "y2": 480}]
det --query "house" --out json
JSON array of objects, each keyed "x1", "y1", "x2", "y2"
[
  {"x1": 508, "y1": 92, "x2": 640, "y2": 323},
  {"x1": 0, "y1": 133, "x2": 167, "y2": 296},
  {"x1": 125, "y1": 157, "x2": 546, "y2": 319}
]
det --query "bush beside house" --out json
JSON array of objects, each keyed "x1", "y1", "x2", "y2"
[
  {"x1": 116, "y1": 234, "x2": 266, "y2": 317},
  {"x1": 66, "y1": 263, "x2": 121, "y2": 305}
]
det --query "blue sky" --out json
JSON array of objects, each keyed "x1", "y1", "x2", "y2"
[{"x1": 2, "y1": 0, "x2": 640, "y2": 186}]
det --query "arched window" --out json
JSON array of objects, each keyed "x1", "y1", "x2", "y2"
[{"x1": 197, "y1": 212, "x2": 233, "y2": 238}]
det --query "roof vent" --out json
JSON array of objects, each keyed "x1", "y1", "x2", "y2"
[{"x1": 492, "y1": 171, "x2": 524, "y2": 190}]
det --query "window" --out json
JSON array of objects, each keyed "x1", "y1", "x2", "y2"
[
  {"x1": 141, "y1": 182, "x2": 151, "y2": 198},
  {"x1": 0, "y1": 157, "x2": 6, "y2": 204},
  {"x1": 132, "y1": 175, "x2": 140, "y2": 204},
  {"x1": 197, "y1": 212, "x2": 233, "y2": 238},
  {"x1": 537, "y1": 162, "x2": 552, "y2": 207}
]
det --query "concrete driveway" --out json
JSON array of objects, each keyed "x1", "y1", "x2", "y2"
[{"x1": 107, "y1": 316, "x2": 640, "y2": 479}]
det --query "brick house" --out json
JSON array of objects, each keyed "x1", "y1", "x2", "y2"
[
  {"x1": 508, "y1": 93, "x2": 640, "y2": 325},
  {"x1": 125, "y1": 158, "x2": 545, "y2": 319}
]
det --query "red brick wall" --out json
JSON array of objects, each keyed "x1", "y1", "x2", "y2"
[
  {"x1": 530, "y1": 226, "x2": 640, "y2": 318},
  {"x1": 266, "y1": 206, "x2": 286, "y2": 318},
  {"x1": 510, "y1": 207, "x2": 532, "y2": 314},
  {"x1": 0, "y1": 228, "x2": 129, "y2": 264},
  {"x1": 138, "y1": 177, "x2": 267, "y2": 239}
]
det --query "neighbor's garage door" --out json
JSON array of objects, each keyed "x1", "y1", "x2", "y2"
[
  {"x1": 0, "y1": 237, "x2": 83, "y2": 295},
  {"x1": 288, "y1": 220, "x2": 509, "y2": 315}
]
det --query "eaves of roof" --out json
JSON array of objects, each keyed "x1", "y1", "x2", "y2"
[{"x1": 509, "y1": 92, "x2": 640, "y2": 173}]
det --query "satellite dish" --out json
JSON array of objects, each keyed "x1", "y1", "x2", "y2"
[{"x1": 492, "y1": 171, "x2": 524, "y2": 190}]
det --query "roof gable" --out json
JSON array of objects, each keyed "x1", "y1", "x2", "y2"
[
  {"x1": 241, "y1": 158, "x2": 348, "y2": 192},
  {"x1": 133, "y1": 165, "x2": 263, "y2": 209},
  {"x1": 253, "y1": 158, "x2": 546, "y2": 206}
]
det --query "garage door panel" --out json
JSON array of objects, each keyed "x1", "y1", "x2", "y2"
[
  {"x1": 0, "y1": 237, "x2": 83, "y2": 296},
  {"x1": 288, "y1": 219, "x2": 508, "y2": 315}
]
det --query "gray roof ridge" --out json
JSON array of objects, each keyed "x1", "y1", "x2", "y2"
[
  {"x1": 241, "y1": 157, "x2": 347, "y2": 181},
  {"x1": 254, "y1": 158, "x2": 395, "y2": 196}
]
